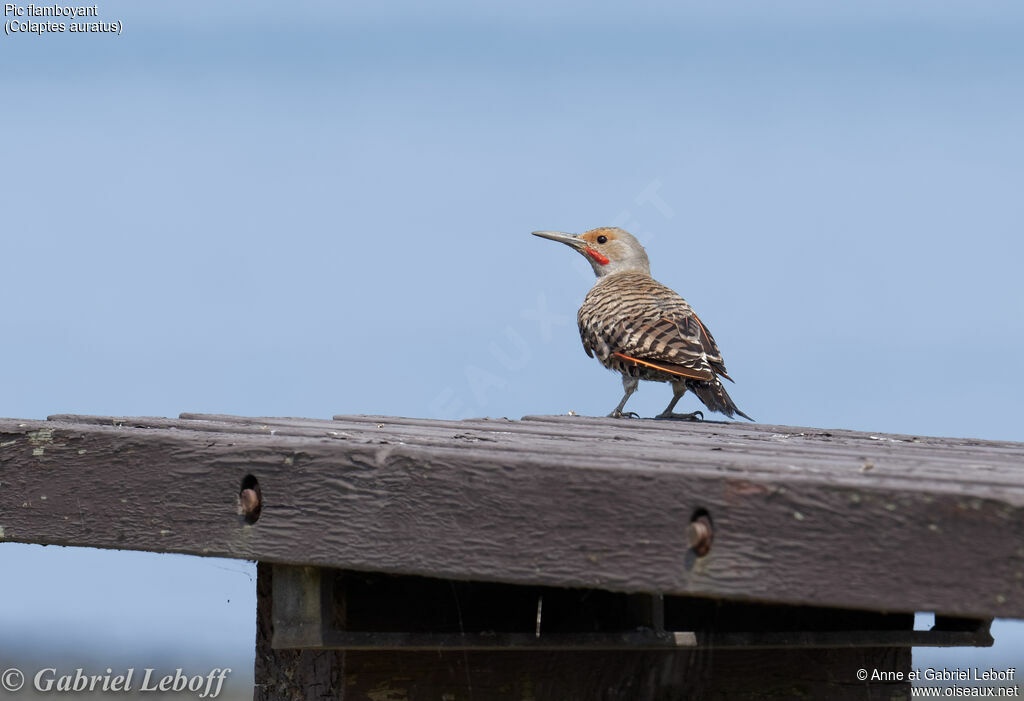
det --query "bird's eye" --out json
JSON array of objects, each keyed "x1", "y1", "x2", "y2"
[{"x1": 596, "y1": 235, "x2": 607, "y2": 244}]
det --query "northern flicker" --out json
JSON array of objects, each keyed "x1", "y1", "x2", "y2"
[{"x1": 533, "y1": 227, "x2": 753, "y2": 421}]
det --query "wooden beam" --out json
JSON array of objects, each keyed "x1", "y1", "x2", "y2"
[
  {"x1": 258, "y1": 565, "x2": 918, "y2": 700},
  {"x1": 1, "y1": 414, "x2": 1023, "y2": 619},
  {"x1": 267, "y1": 568, "x2": 989, "y2": 650}
]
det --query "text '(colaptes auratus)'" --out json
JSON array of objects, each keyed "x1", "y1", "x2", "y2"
[{"x1": 533, "y1": 227, "x2": 753, "y2": 421}]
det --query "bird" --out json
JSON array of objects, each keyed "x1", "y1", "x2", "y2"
[{"x1": 532, "y1": 227, "x2": 753, "y2": 421}]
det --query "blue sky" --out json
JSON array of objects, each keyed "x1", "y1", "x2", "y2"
[{"x1": 3, "y1": 0, "x2": 1022, "y2": 686}]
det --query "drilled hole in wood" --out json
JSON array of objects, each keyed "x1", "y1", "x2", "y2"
[
  {"x1": 240, "y1": 474, "x2": 262, "y2": 524},
  {"x1": 688, "y1": 509, "x2": 713, "y2": 557}
]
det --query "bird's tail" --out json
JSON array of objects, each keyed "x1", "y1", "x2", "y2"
[{"x1": 691, "y1": 379, "x2": 754, "y2": 421}]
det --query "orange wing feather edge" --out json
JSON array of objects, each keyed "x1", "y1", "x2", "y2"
[{"x1": 611, "y1": 352, "x2": 713, "y2": 381}]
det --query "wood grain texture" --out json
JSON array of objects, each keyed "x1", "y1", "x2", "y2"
[{"x1": 2, "y1": 413, "x2": 1023, "y2": 618}]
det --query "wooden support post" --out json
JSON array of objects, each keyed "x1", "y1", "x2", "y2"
[{"x1": 254, "y1": 563, "x2": 344, "y2": 701}]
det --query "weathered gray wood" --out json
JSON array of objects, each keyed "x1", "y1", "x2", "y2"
[
  {"x1": 52, "y1": 412, "x2": 1024, "y2": 488},
  {"x1": 2, "y1": 414, "x2": 1024, "y2": 618}
]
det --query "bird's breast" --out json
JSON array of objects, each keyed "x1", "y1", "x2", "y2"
[{"x1": 577, "y1": 272, "x2": 691, "y2": 381}]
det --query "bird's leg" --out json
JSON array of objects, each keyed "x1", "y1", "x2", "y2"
[
  {"x1": 608, "y1": 375, "x2": 640, "y2": 418},
  {"x1": 656, "y1": 383, "x2": 704, "y2": 421}
]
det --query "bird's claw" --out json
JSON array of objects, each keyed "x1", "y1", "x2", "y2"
[
  {"x1": 608, "y1": 411, "x2": 641, "y2": 419},
  {"x1": 655, "y1": 410, "x2": 704, "y2": 422}
]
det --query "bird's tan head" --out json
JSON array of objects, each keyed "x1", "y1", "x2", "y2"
[{"x1": 531, "y1": 227, "x2": 651, "y2": 278}]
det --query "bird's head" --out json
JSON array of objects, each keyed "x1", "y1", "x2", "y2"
[{"x1": 532, "y1": 227, "x2": 651, "y2": 278}]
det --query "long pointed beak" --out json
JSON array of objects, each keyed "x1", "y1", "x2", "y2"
[{"x1": 532, "y1": 230, "x2": 585, "y2": 249}]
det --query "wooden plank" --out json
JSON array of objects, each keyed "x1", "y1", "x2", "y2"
[
  {"x1": 1, "y1": 415, "x2": 1023, "y2": 618},
  {"x1": 54, "y1": 413, "x2": 1024, "y2": 488},
  {"x1": 29, "y1": 414, "x2": 1024, "y2": 502}
]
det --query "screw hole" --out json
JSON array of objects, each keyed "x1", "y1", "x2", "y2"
[
  {"x1": 688, "y1": 509, "x2": 713, "y2": 557},
  {"x1": 239, "y1": 474, "x2": 262, "y2": 524}
]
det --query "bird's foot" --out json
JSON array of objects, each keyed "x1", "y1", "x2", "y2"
[
  {"x1": 655, "y1": 410, "x2": 704, "y2": 422},
  {"x1": 608, "y1": 410, "x2": 641, "y2": 419}
]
